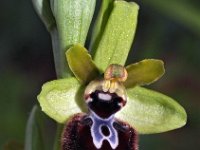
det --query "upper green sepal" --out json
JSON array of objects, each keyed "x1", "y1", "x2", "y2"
[
  {"x1": 66, "y1": 44, "x2": 100, "y2": 84},
  {"x1": 90, "y1": 0, "x2": 113, "y2": 52},
  {"x1": 125, "y1": 59, "x2": 165, "y2": 88},
  {"x1": 93, "y1": 1, "x2": 139, "y2": 71},
  {"x1": 37, "y1": 77, "x2": 87, "y2": 123},
  {"x1": 116, "y1": 86, "x2": 187, "y2": 134}
]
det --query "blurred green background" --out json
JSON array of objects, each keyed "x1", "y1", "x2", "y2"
[{"x1": 0, "y1": 0, "x2": 200, "y2": 149}]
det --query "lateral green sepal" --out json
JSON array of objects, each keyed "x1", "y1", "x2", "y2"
[
  {"x1": 125, "y1": 59, "x2": 165, "y2": 88},
  {"x1": 37, "y1": 77, "x2": 87, "y2": 123},
  {"x1": 66, "y1": 44, "x2": 100, "y2": 84},
  {"x1": 116, "y1": 86, "x2": 187, "y2": 134}
]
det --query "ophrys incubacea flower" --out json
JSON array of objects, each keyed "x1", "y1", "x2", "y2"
[
  {"x1": 34, "y1": 1, "x2": 187, "y2": 150},
  {"x1": 38, "y1": 44, "x2": 186, "y2": 150}
]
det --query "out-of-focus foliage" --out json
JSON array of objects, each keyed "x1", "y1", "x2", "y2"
[
  {"x1": 4, "y1": 140, "x2": 24, "y2": 150},
  {"x1": 0, "y1": 0, "x2": 199, "y2": 149}
]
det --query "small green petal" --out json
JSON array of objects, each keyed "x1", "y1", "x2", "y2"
[
  {"x1": 116, "y1": 86, "x2": 187, "y2": 134},
  {"x1": 93, "y1": 1, "x2": 139, "y2": 71},
  {"x1": 66, "y1": 44, "x2": 100, "y2": 84},
  {"x1": 125, "y1": 59, "x2": 165, "y2": 88},
  {"x1": 37, "y1": 78, "x2": 87, "y2": 123}
]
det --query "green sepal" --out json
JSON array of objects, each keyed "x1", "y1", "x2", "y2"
[
  {"x1": 32, "y1": 0, "x2": 56, "y2": 31},
  {"x1": 66, "y1": 44, "x2": 100, "y2": 84},
  {"x1": 37, "y1": 77, "x2": 87, "y2": 123},
  {"x1": 93, "y1": 1, "x2": 139, "y2": 71},
  {"x1": 89, "y1": 0, "x2": 113, "y2": 53},
  {"x1": 24, "y1": 105, "x2": 45, "y2": 150},
  {"x1": 125, "y1": 59, "x2": 165, "y2": 88},
  {"x1": 116, "y1": 86, "x2": 187, "y2": 134},
  {"x1": 52, "y1": 0, "x2": 96, "y2": 50}
]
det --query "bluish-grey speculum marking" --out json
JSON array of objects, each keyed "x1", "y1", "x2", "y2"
[{"x1": 89, "y1": 111, "x2": 118, "y2": 149}]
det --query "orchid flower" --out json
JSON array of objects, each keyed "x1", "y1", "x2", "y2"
[{"x1": 30, "y1": 0, "x2": 187, "y2": 149}]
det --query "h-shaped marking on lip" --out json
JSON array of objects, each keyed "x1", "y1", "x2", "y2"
[{"x1": 89, "y1": 111, "x2": 119, "y2": 149}]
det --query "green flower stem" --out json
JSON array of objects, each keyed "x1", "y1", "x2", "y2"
[
  {"x1": 50, "y1": 28, "x2": 71, "y2": 78},
  {"x1": 53, "y1": 124, "x2": 64, "y2": 150},
  {"x1": 51, "y1": 28, "x2": 68, "y2": 150},
  {"x1": 51, "y1": 27, "x2": 70, "y2": 150},
  {"x1": 25, "y1": 105, "x2": 45, "y2": 150}
]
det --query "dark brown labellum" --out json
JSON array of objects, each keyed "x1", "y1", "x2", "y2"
[{"x1": 62, "y1": 113, "x2": 138, "y2": 150}]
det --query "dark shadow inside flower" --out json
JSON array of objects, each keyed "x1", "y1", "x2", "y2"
[{"x1": 88, "y1": 90, "x2": 123, "y2": 118}]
